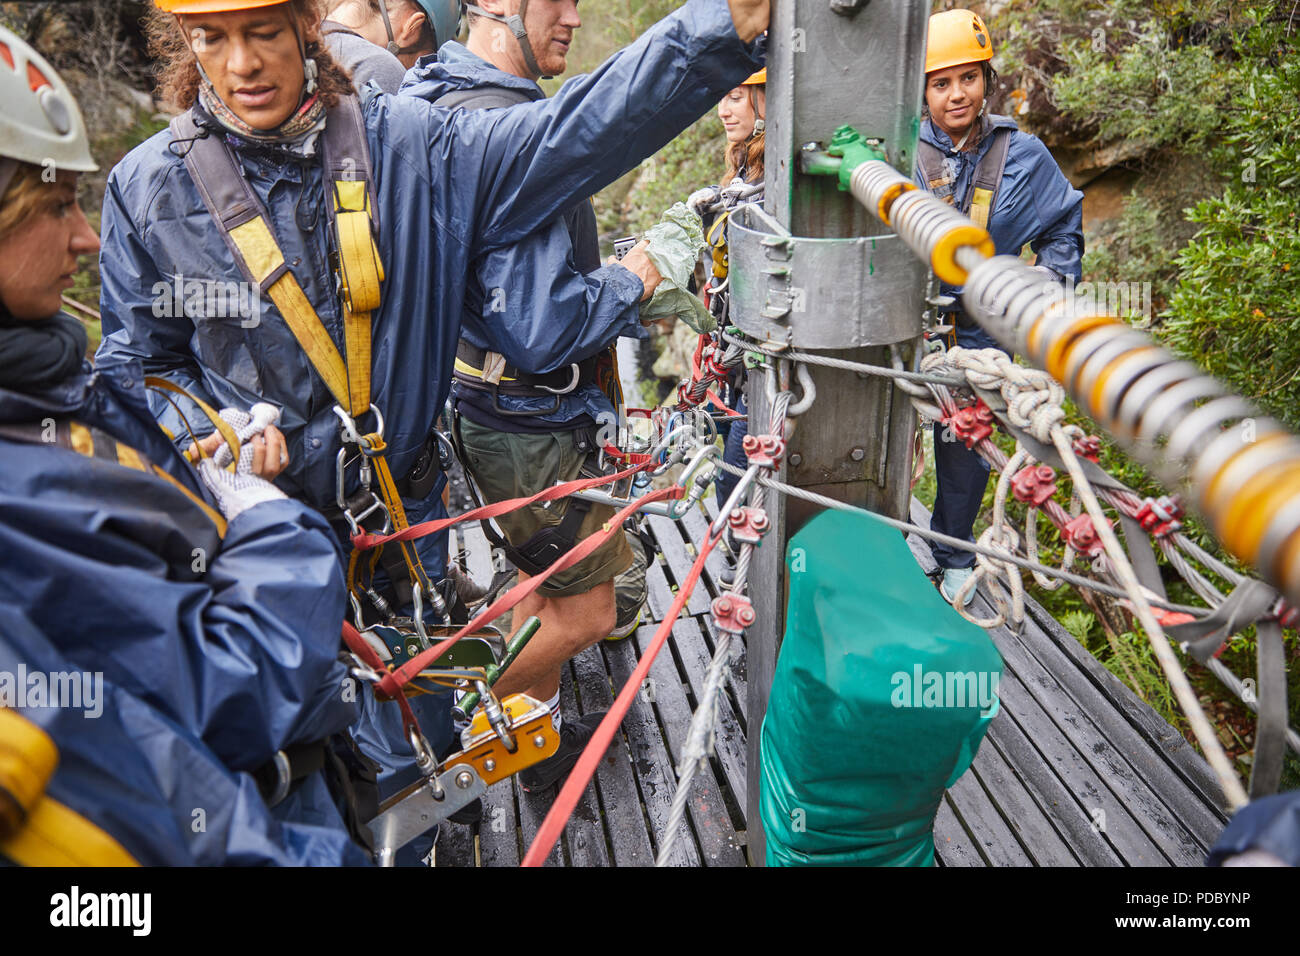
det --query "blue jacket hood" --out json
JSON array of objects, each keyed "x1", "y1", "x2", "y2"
[
  {"x1": 919, "y1": 111, "x2": 1018, "y2": 152},
  {"x1": 402, "y1": 41, "x2": 544, "y2": 104}
]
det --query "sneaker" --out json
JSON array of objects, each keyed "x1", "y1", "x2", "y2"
[
  {"x1": 607, "y1": 528, "x2": 649, "y2": 641},
  {"x1": 445, "y1": 562, "x2": 489, "y2": 605},
  {"x1": 939, "y1": 567, "x2": 977, "y2": 607},
  {"x1": 517, "y1": 710, "x2": 611, "y2": 793}
]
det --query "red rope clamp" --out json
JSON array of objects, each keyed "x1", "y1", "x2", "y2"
[
  {"x1": 726, "y1": 506, "x2": 770, "y2": 545},
  {"x1": 1135, "y1": 494, "x2": 1183, "y2": 537},
  {"x1": 711, "y1": 593, "x2": 756, "y2": 636},
  {"x1": 1011, "y1": 464, "x2": 1057, "y2": 507},
  {"x1": 1072, "y1": 434, "x2": 1102, "y2": 463},
  {"x1": 942, "y1": 400, "x2": 994, "y2": 449},
  {"x1": 742, "y1": 433, "x2": 785, "y2": 469},
  {"x1": 1063, "y1": 513, "x2": 1110, "y2": 558}
]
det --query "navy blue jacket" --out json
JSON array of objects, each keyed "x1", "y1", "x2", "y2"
[
  {"x1": 0, "y1": 354, "x2": 366, "y2": 865},
  {"x1": 915, "y1": 113, "x2": 1084, "y2": 299},
  {"x1": 402, "y1": 42, "x2": 647, "y2": 429}
]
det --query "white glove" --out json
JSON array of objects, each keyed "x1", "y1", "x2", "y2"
[
  {"x1": 686, "y1": 186, "x2": 721, "y2": 217},
  {"x1": 212, "y1": 402, "x2": 281, "y2": 474},
  {"x1": 196, "y1": 457, "x2": 287, "y2": 521}
]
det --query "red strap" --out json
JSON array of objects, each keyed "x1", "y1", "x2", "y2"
[
  {"x1": 351, "y1": 461, "x2": 649, "y2": 551},
  {"x1": 374, "y1": 483, "x2": 684, "y2": 707},
  {"x1": 601, "y1": 444, "x2": 653, "y2": 465},
  {"x1": 521, "y1": 525, "x2": 723, "y2": 867},
  {"x1": 341, "y1": 619, "x2": 419, "y2": 729}
]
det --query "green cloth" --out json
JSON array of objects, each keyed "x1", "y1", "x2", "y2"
[
  {"x1": 639, "y1": 202, "x2": 714, "y2": 334},
  {"x1": 759, "y1": 509, "x2": 1003, "y2": 866}
]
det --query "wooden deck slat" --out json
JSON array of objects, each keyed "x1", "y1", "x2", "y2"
[
  {"x1": 643, "y1": 557, "x2": 674, "y2": 624},
  {"x1": 433, "y1": 815, "x2": 475, "y2": 867},
  {"x1": 946, "y1": 764, "x2": 1036, "y2": 866},
  {"x1": 645, "y1": 512, "x2": 714, "y2": 616},
  {"x1": 558, "y1": 659, "x2": 614, "y2": 867},
  {"x1": 650, "y1": 617, "x2": 749, "y2": 818},
  {"x1": 982, "y1": 707, "x2": 1125, "y2": 866},
  {"x1": 677, "y1": 503, "x2": 734, "y2": 599},
  {"x1": 628, "y1": 622, "x2": 746, "y2": 865},
  {"x1": 965, "y1": 723, "x2": 1079, "y2": 866},
  {"x1": 934, "y1": 792, "x2": 989, "y2": 867},
  {"x1": 476, "y1": 772, "x2": 521, "y2": 868},
  {"x1": 602, "y1": 637, "x2": 703, "y2": 867},
  {"x1": 460, "y1": 523, "x2": 498, "y2": 586},
  {"x1": 986, "y1": 621, "x2": 1212, "y2": 864}
]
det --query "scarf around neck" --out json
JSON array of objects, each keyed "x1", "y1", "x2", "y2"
[
  {"x1": 198, "y1": 78, "x2": 327, "y2": 148},
  {"x1": 0, "y1": 304, "x2": 88, "y2": 392}
]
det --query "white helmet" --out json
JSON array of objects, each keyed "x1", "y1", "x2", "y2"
[{"x1": 0, "y1": 24, "x2": 97, "y2": 199}]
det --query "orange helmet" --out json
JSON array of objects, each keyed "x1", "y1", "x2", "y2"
[
  {"x1": 742, "y1": 68, "x2": 766, "y2": 86},
  {"x1": 153, "y1": 0, "x2": 289, "y2": 12},
  {"x1": 925, "y1": 9, "x2": 993, "y2": 74}
]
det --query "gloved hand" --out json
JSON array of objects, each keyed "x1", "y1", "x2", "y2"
[
  {"x1": 213, "y1": 402, "x2": 281, "y2": 473},
  {"x1": 639, "y1": 202, "x2": 715, "y2": 334},
  {"x1": 686, "y1": 186, "x2": 721, "y2": 217},
  {"x1": 196, "y1": 457, "x2": 288, "y2": 521}
]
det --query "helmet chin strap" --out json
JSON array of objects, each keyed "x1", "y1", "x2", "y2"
[
  {"x1": 466, "y1": 1, "x2": 550, "y2": 80},
  {"x1": 376, "y1": 0, "x2": 402, "y2": 56},
  {"x1": 748, "y1": 86, "x2": 765, "y2": 138}
]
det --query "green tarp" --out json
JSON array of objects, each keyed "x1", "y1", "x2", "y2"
[{"x1": 759, "y1": 510, "x2": 1003, "y2": 866}]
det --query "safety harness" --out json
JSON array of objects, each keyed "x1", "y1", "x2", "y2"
[
  {"x1": 169, "y1": 97, "x2": 448, "y2": 635},
  {"x1": 916, "y1": 122, "x2": 1011, "y2": 231}
]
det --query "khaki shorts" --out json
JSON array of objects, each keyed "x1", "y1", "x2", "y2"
[{"x1": 457, "y1": 416, "x2": 633, "y2": 598}]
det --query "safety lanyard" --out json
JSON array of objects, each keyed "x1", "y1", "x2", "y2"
[{"x1": 170, "y1": 100, "x2": 441, "y2": 629}]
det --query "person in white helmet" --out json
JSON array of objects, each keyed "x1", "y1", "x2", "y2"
[{"x1": 0, "y1": 24, "x2": 372, "y2": 865}]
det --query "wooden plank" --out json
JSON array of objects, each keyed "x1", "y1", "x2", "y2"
[
  {"x1": 1020, "y1": 595, "x2": 1230, "y2": 821},
  {"x1": 558, "y1": 658, "x2": 613, "y2": 867},
  {"x1": 679, "y1": 503, "x2": 734, "y2": 599},
  {"x1": 570, "y1": 643, "x2": 657, "y2": 867},
  {"x1": 933, "y1": 794, "x2": 984, "y2": 867},
  {"x1": 906, "y1": 499, "x2": 1223, "y2": 861},
  {"x1": 643, "y1": 557, "x2": 673, "y2": 624},
  {"x1": 989, "y1": 622, "x2": 1211, "y2": 865},
  {"x1": 987, "y1": 662, "x2": 1172, "y2": 864},
  {"x1": 946, "y1": 766, "x2": 1035, "y2": 866},
  {"x1": 983, "y1": 706, "x2": 1124, "y2": 866},
  {"x1": 433, "y1": 818, "x2": 476, "y2": 867},
  {"x1": 602, "y1": 635, "x2": 702, "y2": 866},
  {"x1": 476, "y1": 775, "x2": 520, "y2": 868},
  {"x1": 645, "y1": 512, "x2": 713, "y2": 616},
  {"x1": 965, "y1": 720, "x2": 1079, "y2": 866},
  {"x1": 651, "y1": 618, "x2": 749, "y2": 818},
  {"x1": 631, "y1": 621, "x2": 746, "y2": 865}
]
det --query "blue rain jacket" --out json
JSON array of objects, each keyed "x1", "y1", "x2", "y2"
[
  {"x1": 401, "y1": 42, "x2": 648, "y2": 429},
  {"x1": 914, "y1": 113, "x2": 1084, "y2": 313},
  {"x1": 0, "y1": 354, "x2": 368, "y2": 865}
]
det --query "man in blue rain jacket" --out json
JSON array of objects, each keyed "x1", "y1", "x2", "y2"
[{"x1": 398, "y1": 1, "x2": 663, "y2": 792}]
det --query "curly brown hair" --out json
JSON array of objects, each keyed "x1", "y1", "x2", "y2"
[{"x1": 145, "y1": 0, "x2": 355, "y2": 112}]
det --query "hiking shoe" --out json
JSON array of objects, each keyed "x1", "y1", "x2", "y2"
[
  {"x1": 517, "y1": 711, "x2": 611, "y2": 793},
  {"x1": 445, "y1": 562, "x2": 489, "y2": 605},
  {"x1": 607, "y1": 529, "x2": 649, "y2": 641},
  {"x1": 939, "y1": 567, "x2": 977, "y2": 607}
]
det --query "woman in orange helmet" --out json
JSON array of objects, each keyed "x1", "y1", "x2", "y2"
[{"x1": 916, "y1": 9, "x2": 1084, "y2": 607}]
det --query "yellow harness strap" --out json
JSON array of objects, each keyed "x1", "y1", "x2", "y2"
[
  {"x1": 0, "y1": 710, "x2": 139, "y2": 867},
  {"x1": 968, "y1": 186, "x2": 994, "y2": 230}
]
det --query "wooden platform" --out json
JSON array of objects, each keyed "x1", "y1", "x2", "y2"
[{"x1": 430, "y1": 485, "x2": 1230, "y2": 866}]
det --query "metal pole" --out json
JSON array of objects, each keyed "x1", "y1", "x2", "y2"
[{"x1": 736, "y1": 0, "x2": 932, "y2": 865}]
